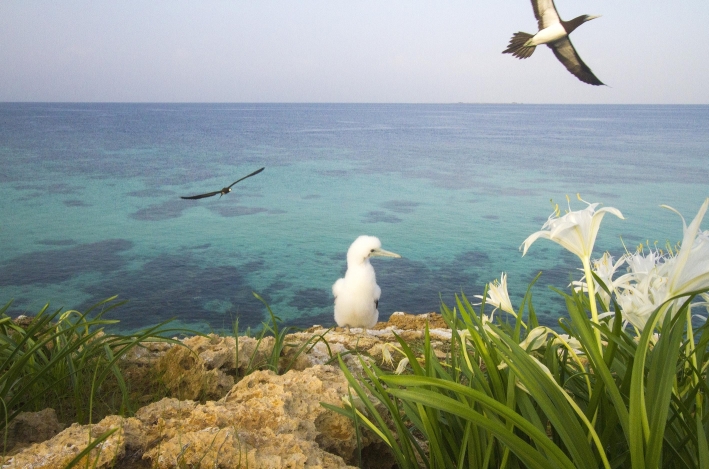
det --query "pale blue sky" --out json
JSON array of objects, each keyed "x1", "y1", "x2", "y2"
[{"x1": 1, "y1": 1, "x2": 708, "y2": 103}]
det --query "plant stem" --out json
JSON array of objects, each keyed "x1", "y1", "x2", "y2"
[
  {"x1": 582, "y1": 257, "x2": 602, "y2": 351},
  {"x1": 686, "y1": 306, "x2": 702, "y2": 415}
]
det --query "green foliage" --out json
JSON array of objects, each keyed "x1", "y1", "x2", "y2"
[
  {"x1": 236, "y1": 292, "x2": 332, "y2": 377},
  {"x1": 0, "y1": 296, "x2": 186, "y2": 443},
  {"x1": 336, "y1": 282, "x2": 709, "y2": 468}
]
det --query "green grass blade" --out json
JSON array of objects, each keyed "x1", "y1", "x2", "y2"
[
  {"x1": 555, "y1": 288, "x2": 631, "y2": 442},
  {"x1": 488, "y1": 327, "x2": 606, "y2": 469},
  {"x1": 63, "y1": 428, "x2": 118, "y2": 469},
  {"x1": 697, "y1": 413, "x2": 709, "y2": 469},
  {"x1": 627, "y1": 307, "x2": 662, "y2": 469},
  {"x1": 386, "y1": 385, "x2": 574, "y2": 469},
  {"x1": 644, "y1": 303, "x2": 689, "y2": 468}
]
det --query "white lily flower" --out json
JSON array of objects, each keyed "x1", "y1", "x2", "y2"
[
  {"x1": 521, "y1": 196, "x2": 624, "y2": 262},
  {"x1": 594, "y1": 252, "x2": 624, "y2": 284},
  {"x1": 380, "y1": 343, "x2": 395, "y2": 367},
  {"x1": 475, "y1": 273, "x2": 516, "y2": 317},
  {"x1": 552, "y1": 334, "x2": 584, "y2": 354},
  {"x1": 457, "y1": 329, "x2": 471, "y2": 341},
  {"x1": 376, "y1": 343, "x2": 406, "y2": 368},
  {"x1": 460, "y1": 315, "x2": 498, "y2": 338},
  {"x1": 615, "y1": 284, "x2": 662, "y2": 331},
  {"x1": 518, "y1": 326, "x2": 552, "y2": 351},
  {"x1": 612, "y1": 249, "x2": 671, "y2": 332},
  {"x1": 572, "y1": 252, "x2": 626, "y2": 307},
  {"x1": 615, "y1": 200, "x2": 709, "y2": 335},
  {"x1": 511, "y1": 328, "x2": 585, "y2": 356},
  {"x1": 625, "y1": 249, "x2": 664, "y2": 275},
  {"x1": 522, "y1": 196, "x2": 623, "y2": 349},
  {"x1": 394, "y1": 357, "x2": 410, "y2": 375},
  {"x1": 662, "y1": 198, "x2": 709, "y2": 298},
  {"x1": 481, "y1": 315, "x2": 501, "y2": 339},
  {"x1": 600, "y1": 236, "x2": 706, "y2": 334}
]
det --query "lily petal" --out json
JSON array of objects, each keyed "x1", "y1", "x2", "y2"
[
  {"x1": 521, "y1": 200, "x2": 623, "y2": 262},
  {"x1": 666, "y1": 198, "x2": 709, "y2": 297}
]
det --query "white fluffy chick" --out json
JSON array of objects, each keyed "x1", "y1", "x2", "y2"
[{"x1": 332, "y1": 235, "x2": 401, "y2": 328}]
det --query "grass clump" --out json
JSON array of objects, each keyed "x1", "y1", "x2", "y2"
[
  {"x1": 237, "y1": 292, "x2": 332, "y2": 377},
  {"x1": 0, "y1": 296, "x2": 186, "y2": 443}
]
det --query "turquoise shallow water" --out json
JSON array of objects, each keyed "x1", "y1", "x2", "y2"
[{"x1": 1, "y1": 103, "x2": 707, "y2": 332}]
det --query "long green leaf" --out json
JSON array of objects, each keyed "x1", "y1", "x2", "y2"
[
  {"x1": 336, "y1": 356, "x2": 420, "y2": 468},
  {"x1": 382, "y1": 375, "x2": 577, "y2": 469},
  {"x1": 555, "y1": 288, "x2": 631, "y2": 442},
  {"x1": 387, "y1": 385, "x2": 574, "y2": 469},
  {"x1": 488, "y1": 327, "x2": 606, "y2": 469},
  {"x1": 645, "y1": 302, "x2": 689, "y2": 468}
]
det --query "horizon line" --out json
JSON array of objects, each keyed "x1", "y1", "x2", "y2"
[{"x1": 2, "y1": 101, "x2": 707, "y2": 106}]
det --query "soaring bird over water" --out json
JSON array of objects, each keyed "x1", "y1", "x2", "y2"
[
  {"x1": 180, "y1": 167, "x2": 265, "y2": 200},
  {"x1": 503, "y1": 0, "x2": 604, "y2": 86},
  {"x1": 333, "y1": 235, "x2": 401, "y2": 329}
]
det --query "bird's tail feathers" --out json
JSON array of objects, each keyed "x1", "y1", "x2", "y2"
[{"x1": 502, "y1": 32, "x2": 536, "y2": 59}]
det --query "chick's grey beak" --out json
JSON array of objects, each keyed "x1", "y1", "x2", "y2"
[{"x1": 371, "y1": 248, "x2": 402, "y2": 258}]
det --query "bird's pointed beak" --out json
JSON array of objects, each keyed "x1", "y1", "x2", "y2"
[
  {"x1": 371, "y1": 248, "x2": 402, "y2": 259},
  {"x1": 586, "y1": 14, "x2": 601, "y2": 21}
]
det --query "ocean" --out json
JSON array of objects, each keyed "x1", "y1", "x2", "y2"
[{"x1": 1, "y1": 103, "x2": 707, "y2": 332}]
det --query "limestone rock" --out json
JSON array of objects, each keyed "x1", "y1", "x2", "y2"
[
  {"x1": 374, "y1": 311, "x2": 448, "y2": 330},
  {"x1": 4, "y1": 313, "x2": 452, "y2": 468},
  {"x1": 289, "y1": 312, "x2": 452, "y2": 373},
  {"x1": 153, "y1": 334, "x2": 283, "y2": 401},
  {"x1": 4, "y1": 366, "x2": 364, "y2": 469},
  {"x1": 1, "y1": 408, "x2": 63, "y2": 455},
  {"x1": 154, "y1": 335, "x2": 235, "y2": 401},
  {"x1": 1, "y1": 415, "x2": 141, "y2": 469},
  {"x1": 139, "y1": 365, "x2": 362, "y2": 468},
  {"x1": 154, "y1": 313, "x2": 450, "y2": 401},
  {"x1": 235, "y1": 335, "x2": 277, "y2": 373}
]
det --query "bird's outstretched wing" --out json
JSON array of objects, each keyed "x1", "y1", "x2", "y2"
[
  {"x1": 180, "y1": 167, "x2": 265, "y2": 200},
  {"x1": 531, "y1": 0, "x2": 560, "y2": 29},
  {"x1": 226, "y1": 167, "x2": 265, "y2": 190},
  {"x1": 548, "y1": 37, "x2": 604, "y2": 86},
  {"x1": 180, "y1": 190, "x2": 222, "y2": 200}
]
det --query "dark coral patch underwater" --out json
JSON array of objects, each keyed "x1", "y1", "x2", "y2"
[
  {"x1": 79, "y1": 254, "x2": 270, "y2": 332},
  {"x1": 362, "y1": 211, "x2": 402, "y2": 224},
  {"x1": 0, "y1": 239, "x2": 132, "y2": 286}
]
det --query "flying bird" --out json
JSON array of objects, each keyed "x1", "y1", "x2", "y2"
[
  {"x1": 503, "y1": 0, "x2": 604, "y2": 86},
  {"x1": 332, "y1": 235, "x2": 401, "y2": 329},
  {"x1": 180, "y1": 167, "x2": 265, "y2": 200}
]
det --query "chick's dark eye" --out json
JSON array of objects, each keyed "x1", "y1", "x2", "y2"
[{"x1": 370, "y1": 249, "x2": 375, "y2": 252}]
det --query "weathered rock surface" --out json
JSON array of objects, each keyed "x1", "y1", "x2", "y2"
[
  {"x1": 2, "y1": 312, "x2": 447, "y2": 469},
  {"x1": 2, "y1": 415, "x2": 141, "y2": 469},
  {"x1": 1, "y1": 408, "x2": 64, "y2": 455},
  {"x1": 140, "y1": 365, "x2": 365, "y2": 468}
]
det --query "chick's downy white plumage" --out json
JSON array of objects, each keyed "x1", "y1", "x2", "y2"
[{"x1": 333, "y1": 235, "x2": 401, "y2": 328}]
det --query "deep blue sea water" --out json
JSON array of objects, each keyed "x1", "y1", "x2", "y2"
[{"x1": 1, "y1": 103, "x2": 707, "y2": 332}]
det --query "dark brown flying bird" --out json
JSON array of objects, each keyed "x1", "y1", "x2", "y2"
[
  {"x1": 180, "y1": 167, "x2": 265, "y2": 200},
  {"x1": 503, "y1": 0, "x2": 604, "y2": 86}
]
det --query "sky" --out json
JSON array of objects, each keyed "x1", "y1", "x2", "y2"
[{"x1": 1, "y1": 1, "x2": 708, "y2": 104}]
